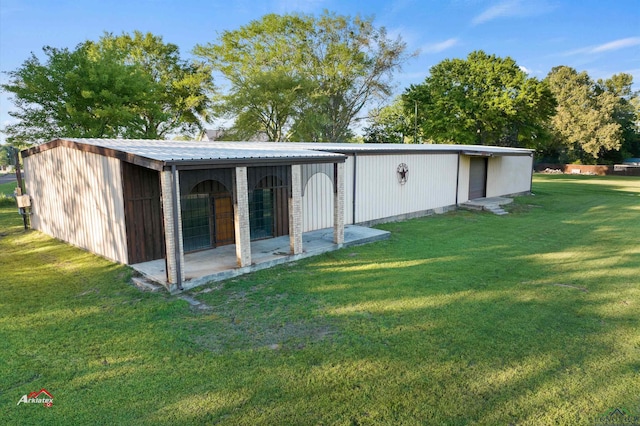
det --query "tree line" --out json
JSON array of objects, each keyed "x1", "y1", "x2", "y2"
[
  {"x1": 2, "y1": 11, "x2": 639, "y2": 164},
  {"x1": 2, "y1": 12, "x2": 408, "y2": 147},
  {"x1": 369, "y1": 52, "x2": 639, "y2": 164}
]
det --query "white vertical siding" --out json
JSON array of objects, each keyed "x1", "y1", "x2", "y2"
[
  {"x1": 302, "y1": 171, "x2": 334, "y2": 232},
  {"x1": 486, "y1": 155, "x2": 533, "y2": 197},
  {"x1": 23, "y1": 146, "x2": 128, "y2": 263},
  {"x1": 343, "y1": 156, "x2": 355, "y2": 225},
  {"x1": 352, "y1": 153, "x2": 459, "y2": 223},
  {"x1": 457, "y1": 156, "x2": 471, "y2": 203}
]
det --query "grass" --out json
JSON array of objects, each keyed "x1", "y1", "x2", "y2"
[
  {"x1": 0, "y1": 180, "x2": 19, "y2": 206},
  {"x1": 1, "y1": 174, "x2": 639, "y2": 425}
]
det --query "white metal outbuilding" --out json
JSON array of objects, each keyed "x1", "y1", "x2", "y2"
[{"x1": 21, "y1": 138, "x2": 533, "y2": 291}]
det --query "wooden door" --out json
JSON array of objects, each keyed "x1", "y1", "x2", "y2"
[{"x1": 213, "y1": 196, "x2": 234, "y2": 246}]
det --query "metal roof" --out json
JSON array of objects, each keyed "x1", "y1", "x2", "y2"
[
  {"x1": 60, "y1": 138, "x2": 347, "y2": 162},
  {"x1": 22, "y1": 138, "x2": 533, "y2": 171},
  {"x1": 270, "y1": 142, "x2": 533, "y2": 156},
  {"x1": 139, "y1": 140, "x2": 532, "y2": 156}
]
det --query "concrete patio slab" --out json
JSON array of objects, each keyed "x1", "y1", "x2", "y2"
[
  {"x1": 132, "y1": 225, "x2": 390, "y2": 293},
  {"x1": 460, "y1": 197, "x2": 513, "y2": 216},
  {"x1": 461, "y1": 196, "x2": 513, "y2": 209}
]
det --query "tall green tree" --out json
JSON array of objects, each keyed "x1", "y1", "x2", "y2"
[
  {"x1": 363, "y1": 97, "x2": 411, "y2": 143},
  {"x1": 195, "y1": 12, "x2": 410, "y2": 142},
  {"x1": 195, "y1": 14, "x2": 312, "y2": 142},
  {"x1": 597, "y1": 73, "x2": 640, "y2": 162},
  {"x1": 403, "y1": 51, "x2": 555, "y2": 147},
  {"x1": 0, "y1": 144, "x2": 18, "y2": 168},
  {"x1": 2, "y1": 45, "x2": 145, "y2": 144},
  {"x1": 292, "y1": 12, "x2": 409, "y2": 142},
  {"x1": 2, "y1": 32, "x2": 214, "y2": 145},
  {"x1": 546, "y1": 66, "x2": 623, "y2": 162},
  {"x1": 93, "y1": 32, "x2": 215, "y2": 139}
]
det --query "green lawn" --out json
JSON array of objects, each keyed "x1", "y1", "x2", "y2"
[
  {"x1": 0, "y1": 180, "x2": 19, "y2": 206},
  {"x1": 1, "y1": 175, "x2": 639, "y2": 425}
]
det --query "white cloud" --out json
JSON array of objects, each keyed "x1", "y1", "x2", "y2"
[
  {"x1": 518, "y1": 65, "x2": 531, "y2": 74},
  {"x1": 591, "y1": 37, "x2": 640, "y2": 53},
  {"x1": 473, "y1": 0, "x2": 518, "y2": 24},
  {"x1": 387, "y1": 0, "x2": 416, "y2": 16},
  {"x1": 422, "y1": 38, "x2": 459, "y2": 54},
  {"x1": 560, "y1": 37, "x2": 640, "y2": 56},
  {"x1": 472, "y1": 0, "x2": 555, "y2": 25}
]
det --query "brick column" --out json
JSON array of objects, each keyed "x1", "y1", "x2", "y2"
[
  {"x1": 160, "y1": 170, "x2": 185, "y2": 288},
  {"x1": 233, "y1": 167, "x2": 251, "y2": 267},
  {"x1": 289, "y1": 164, "x2": 303, "y2": 254},
  {"x1": 333, "y1": 162, "x2": 345, "y2": 244}
]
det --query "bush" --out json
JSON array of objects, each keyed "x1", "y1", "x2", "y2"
[{"x1": 0, "y1": 194, "x2": 16, "y2": 207}]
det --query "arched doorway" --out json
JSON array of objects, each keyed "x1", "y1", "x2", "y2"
[
  {"x1": 181, "y1": 180, "x2": 234, "y2": 252},
  {"x1": 302, "y1": 172, "x2": 334, "y2": 232},
  {"x1": 249, "y1": 175, "x2": 289, "y2": 240}
]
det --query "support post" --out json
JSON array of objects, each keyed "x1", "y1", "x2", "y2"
[
  {"x1": 233, "y1": 167, "x2": 251, "y2": 267},
  {"x1": 15, "y1": 151, "x2": 23, "y2": 192},
  {"x1": 333, "y1": 162, "x2": 345, "y2": 245},
  {"x1": 289, "y1": 164, "x2": 303, "y2": 255},
  {"x1": 160, "y1": 169, "x2": 184, "y2": 291}
]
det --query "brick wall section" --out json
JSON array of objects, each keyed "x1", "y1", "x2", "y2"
[
  {"x1": 333, "y1": 162, "x2": 345, "y2": 245},
  {"x1": 160, "y1": 170, "x2": 185, "y2": 288},
  {"x1": 233, "y1": 167, "x2": 252, "y2": 267},
  {"x1": 289, "y1": 164, "x2": 303, "y2": 254}
]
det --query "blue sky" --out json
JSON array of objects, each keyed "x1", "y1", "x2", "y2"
[{"x1": 1, "y1": 0, "x2": 639, "y2": 143}]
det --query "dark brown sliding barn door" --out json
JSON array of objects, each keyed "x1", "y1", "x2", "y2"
[{"x1": 122, "y1": 162, "x2": 165, "y2": 264}]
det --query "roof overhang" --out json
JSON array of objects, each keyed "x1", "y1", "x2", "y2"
[
  {"x1": 21, "y1": 138, "x2": 166, "y2": 170},
  {"x1": 21, "y1": 138, "x2": 346, "y2": 172},
  {"x1": 462, "y1": 150, "x2": 494, "y2": 157},
  {"x1": 21, "y1": 139, "x2": 533, "y2": 172},
  {"x1": 165, "y1": 155, "x2": 345, "y2": 171}
]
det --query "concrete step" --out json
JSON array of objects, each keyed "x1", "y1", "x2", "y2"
[
  {"x1": 460, "y1": 203, "x2": 509, "y2": 215},
  {"x1": 485, "y1": 207, "x2": 508, "y2": 215},
  {"x1": 131, "y1": 276, "x2": 165, "y2": 292},
  {"x1": 459, "y1": 203, "x2": 484, "y2": 211}
]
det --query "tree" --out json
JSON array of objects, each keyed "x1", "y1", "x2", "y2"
[
  {"x1": 195, "y1": 12, "x2": 410, "y2": 142},
  {"x1": 2, "y1": 45, "x2": 143, "y2": 144},
  {"x1": 2, "y1": 32, "x2": 214, "y2": 145},
  {"x1": 403, "y1": 51, "x2": 555, "y2": 147},
  {"x1": 93, "y1": 32, "x2": 215, "y2": 139},
  {"x1": 598, "y1": 73, "x2": 640, "y2": 162},
  {"x1": 0, "y1": 145, "x2": 18, "y2": 168},
  {"x1": 546, "y1": 66, "x2": 623, "y2": 162},
  {"x1": 363, "y1": 97, "x2": 411, "y2": 143}
]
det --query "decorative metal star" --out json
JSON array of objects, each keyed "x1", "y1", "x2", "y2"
[{"x1": 397, "y1": 163, "x2": 409, "y2": 184}]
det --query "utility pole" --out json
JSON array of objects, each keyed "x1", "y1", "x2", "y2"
[
  {"x1": 413, "y1": 100, "x2": 418, "y2": 144},
  {"x1": 14, "y1": 150, "x2": 23, "y2": 192}
]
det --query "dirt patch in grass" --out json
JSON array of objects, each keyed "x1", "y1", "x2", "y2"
[
  {"x1": 192, "y1": 317, "x2": 337, "y2": 353},
  {"x1": 187, "y1": 282, "x2": 339, "y2": 353}
]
